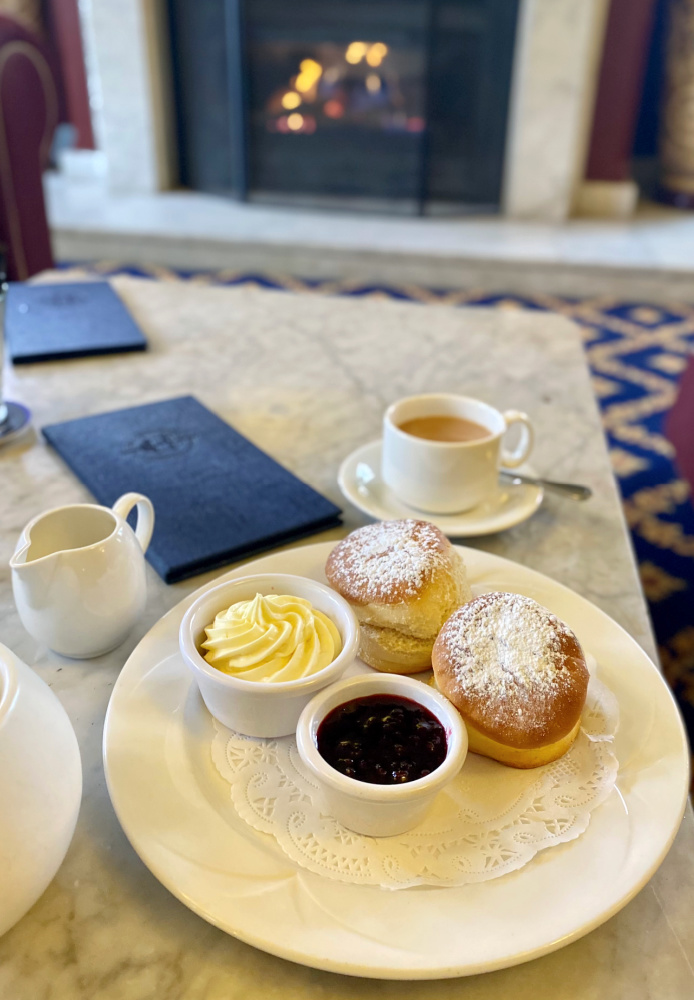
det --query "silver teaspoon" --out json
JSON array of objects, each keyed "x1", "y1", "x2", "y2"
[{"x1": 499, "y1": 470, "x2": 592, "y2": 501}]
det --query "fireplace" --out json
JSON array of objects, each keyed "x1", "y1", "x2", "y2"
[{"x1": 168, "y1": 0, "x2": 520, "y2": 214}]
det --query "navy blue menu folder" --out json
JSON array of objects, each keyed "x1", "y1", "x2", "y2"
[
  {"x1": 42, "y1": 396, "x2": 342, "y2": 583},
  {"x1": 6, "y1": 282, "x2": 147, "y2": 363}
]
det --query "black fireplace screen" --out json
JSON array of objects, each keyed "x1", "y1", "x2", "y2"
[{"x1": 168, "y1": 0, "x2": 520, "y2": 212}]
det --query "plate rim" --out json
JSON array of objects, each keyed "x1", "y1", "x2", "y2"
[
  {"x1": 337, "y1": 438, "x2": 543, "y2": 536},
  {"x1": 103, "y1": 541, "x2": 690, "y2": 980}
]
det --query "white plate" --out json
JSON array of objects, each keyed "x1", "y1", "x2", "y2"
[
  {"x1": 103, "y1": 543, "x2": 689, "y2": 980},
  {"x1": 338, "y1": 439, "x2": 543, "y2": 536}
]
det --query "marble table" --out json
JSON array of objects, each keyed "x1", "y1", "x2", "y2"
[{"x1": 0, "y1": 276, "x2": 692, "y2": 999}]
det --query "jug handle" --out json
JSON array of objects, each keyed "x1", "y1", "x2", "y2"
[{"x1": 112, "y1": 493, "x2": 155, "y2": 554}]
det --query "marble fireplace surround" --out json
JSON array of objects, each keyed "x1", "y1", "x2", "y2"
[{"x1": 80, "y1": 0, "x2": 609, "y2": 222}]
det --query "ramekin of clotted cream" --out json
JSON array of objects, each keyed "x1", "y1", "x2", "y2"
[
  {"x1": 201, "y1": 593, "x2": 342, "y2": 682},
  {"x1": 179, "y1": 573, "x2": 360, "y2": 738}
]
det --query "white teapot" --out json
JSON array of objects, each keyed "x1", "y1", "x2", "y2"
[
  {"x1": 0, "y1": 642, "x2": 82, "y2": 937},
  {"x1": 10, "y1": 493, "x2": 154, "y2": 658}
]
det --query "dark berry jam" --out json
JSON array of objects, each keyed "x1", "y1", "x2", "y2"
[{"x1": 316, "y1": 694, "x2": 448, "y2": 785}]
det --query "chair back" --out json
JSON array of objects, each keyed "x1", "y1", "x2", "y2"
[{"x1": 0, "y1": 15, "x2": 60, "y2": 279}]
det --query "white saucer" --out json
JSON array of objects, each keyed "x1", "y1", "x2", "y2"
[
  {"x1": 338, "y1": 439, "x2": 543, "y2": 537},
  {"x1": 0, "y1": 401, "x2": 31, "y2": 447}
]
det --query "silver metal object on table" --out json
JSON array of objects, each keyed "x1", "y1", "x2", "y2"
[{"x1": 499, "y1": 470, "x2": 592, "y2": 501}]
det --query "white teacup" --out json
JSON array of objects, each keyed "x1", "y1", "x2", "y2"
[
  {"x1": 10, "y1": 493, "x2": 154, "y2": 658},
  {"x1": 382, "y1": 394, "x2": 534, "y2": 514}
]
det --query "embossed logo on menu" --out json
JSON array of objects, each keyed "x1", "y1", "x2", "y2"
[
  {"x1": 122, "y1": 429, "x2": 197, "y2": 460},
  {"x1": 18, "y1": 290, "x2": 89, "y2": 314},
  {"x1": 37, "y1": 291, "x2": 88, "y2": 308}
]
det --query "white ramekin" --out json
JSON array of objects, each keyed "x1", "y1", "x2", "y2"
[
  {"x1": 296, "y1": 673, "x2": 468, "y2": 837},
  {"x1": 179, "y1": 573, "x2": 360, "y2": 737}
]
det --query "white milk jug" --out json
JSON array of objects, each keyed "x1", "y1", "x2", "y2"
[{"x1": 10, "y1": 493, "x2": 154, "y2": 658}]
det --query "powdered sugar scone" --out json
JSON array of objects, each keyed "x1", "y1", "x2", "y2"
[
  {"x1": 325, "y1": 520, "x2": 471, "y2": 674},
  {"x1": 432, "y1": 592, "x2": 589, "y2": 768}
]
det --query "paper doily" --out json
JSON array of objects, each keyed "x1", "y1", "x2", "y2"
[{"x1": 211, "y1": 674, "x2": 619, "y2": 890}]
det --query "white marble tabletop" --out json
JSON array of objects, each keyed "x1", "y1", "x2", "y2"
[{"x1": 0, "y1": 276, "x2": 691, "y2": 999}]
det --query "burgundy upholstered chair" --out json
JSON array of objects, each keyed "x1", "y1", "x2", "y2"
[{"x1": 0, "y1": 15, "x2": 60, "y2": 280}]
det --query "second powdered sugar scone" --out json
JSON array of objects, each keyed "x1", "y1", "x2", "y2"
[
  {"x1": 325, "y1": 519, "x2": 471, "y2": 673},
  {"x1": 432, "y1": 592, "x2": 590, "y2": 768}
]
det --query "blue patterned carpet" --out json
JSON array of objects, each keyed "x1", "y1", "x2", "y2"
[{"x1": 67, "y1": 263, "x2": 694, "y2": 760}]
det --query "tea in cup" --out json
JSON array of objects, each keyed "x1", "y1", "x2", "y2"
[{"x1": 382, "y1": 394, "x2": 534, "y2": 514}]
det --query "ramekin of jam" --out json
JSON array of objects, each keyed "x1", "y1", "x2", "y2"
[{"x1": 296, "y1": 673, "x2": 468, "y2": 837}]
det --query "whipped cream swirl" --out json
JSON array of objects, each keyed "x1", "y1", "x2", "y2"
[{"x1": 202, "y1": 593, "x2": 342, "y2": 682}]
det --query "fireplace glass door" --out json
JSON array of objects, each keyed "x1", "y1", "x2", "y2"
[{"x1": 168, "y1": 0, "x2": 520, "y2": 213}]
